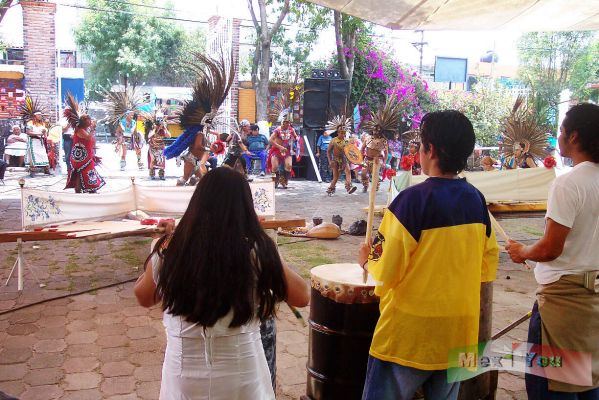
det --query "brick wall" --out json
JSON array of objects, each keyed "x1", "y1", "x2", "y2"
[
  {"x1": 0, "y1": 78, "x2": 25, "y2": 119},
  {"x1": 21, "y1": 1, "x2": 57, "y2": 123}
]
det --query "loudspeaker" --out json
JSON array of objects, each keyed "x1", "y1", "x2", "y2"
[
  {"x1": 303, "y1": 79, "x2": 329, "y2": 129},
  {"x1": 303, "y1": 78, "x2": 350, "y2": 130},
  {"x1": 311, "y1": 69, "x2": 342, "y2": 79},
  {"x1": 329, "y1": 80, "x2": 350, "y2": 116}
]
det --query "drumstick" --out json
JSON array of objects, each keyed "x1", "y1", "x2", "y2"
[
  {"x1": 489, "y1": 211, "x2": 532, "y2": 271},
  {"x1": 287, "y1": 304, "x2": 307, "y2": 327},
  {"x1": 364, "y1": 157, "x2": 381, "y2": 284},
  {"x1": 458, "y1": 172, "x2": 531, "y2": 270}
]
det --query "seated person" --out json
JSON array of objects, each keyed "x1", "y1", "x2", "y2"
[
  {"x1": 244, "y1": 124, "x2": 269, "y2": 176},
  {"x1": 4, "y1": 125, "x2": 28, "y2": 167}
]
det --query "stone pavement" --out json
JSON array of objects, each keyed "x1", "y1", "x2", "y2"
[{"x1": 0, "y1": 149, "x2": 542, "y2": 399}]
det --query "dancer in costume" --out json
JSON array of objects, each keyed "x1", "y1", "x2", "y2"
[
  {"x1": 20, "y1": 97, "x2": 51, "y2": 176},
  {"x1": 360, "y1": 96, "x2": 401, "y2": 192},
  {"x1": 145, "y1": 112, "x2": 171, "y2": 180},
  {"x1": 268, "y1": 114, "x2": 299, "y2": 189},
  {"x1": 63, "y1": 95, "x2": 105, "y2": 193},
  {"x1": 115, "y1": 112, "x2": 141, "y2": 171},
  {"x1": 324, "y1": 115, "x2": 357, "y2": 195},
  {"x1": 501, "y1": 95, "x2": 547, "y2": 170},
  {"x1": 223, "y1": 121, "x2": 252, "y2": 178},
  {"x1": 102, "y1": 87, "x2": 147, "y2": 171},
  {"x1": 505, "y1": 140, "x2": 537, "y2": 169},
  {"x1": 400, "y1": 140, "x2": 422, "y2": 175},
  {"x1": 163, "y1": 51, "x2": 235, "y2": 186}
]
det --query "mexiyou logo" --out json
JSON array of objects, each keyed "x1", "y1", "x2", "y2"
[{"x1": 447, "y1": 340, "x2": 593, "y2": 387}]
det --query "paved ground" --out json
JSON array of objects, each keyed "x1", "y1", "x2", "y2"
[{"x1": 0, "y1": 145, "x2": 542, "y2": 399}]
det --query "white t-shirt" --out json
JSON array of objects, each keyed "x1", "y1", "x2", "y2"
[
  {"x1": 60, "y1": 117, "x2": 73, "y2": 137},
  {"x1": 534, "y1": 161, "x2": 599, "y2": 284}
]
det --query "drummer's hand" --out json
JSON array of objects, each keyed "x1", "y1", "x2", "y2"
[
  {"x1": 505, "y1": 239, "x2": 527, "y2": 264},
  {"x1": 157, "y1": 218, "x2": 176, "y2": 236},
  {"x1": 358, "y1": 241, "x2": 371, "y2": 269}
]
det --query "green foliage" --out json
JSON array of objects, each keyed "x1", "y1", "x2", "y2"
[
  {"x1": 75, "y1": 0, "x2": 198, "y2": 94},
  {"x1": 346, "y1": 42, "x2": 437, "y2": 131},
  {"x1": 517, "y1": 31, "x2": 595, "y2": 129},
  {"x1": 569, "y1": 40, "x2": 599, "y2": 102},
  {"x1": 434, "y1": 81, "x2": 513, "y2": 146},
  {"x1": 269, "y1": 1, "x2": 330, "y2": 82}
]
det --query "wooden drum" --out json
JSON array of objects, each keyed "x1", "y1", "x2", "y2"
[{"x1": 305, "y1": 263, "x2": 380, "y2": 400}]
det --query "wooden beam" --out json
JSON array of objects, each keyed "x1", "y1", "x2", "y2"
[{"x1": 0, "y1": 218, "x2": 306, "y2": 244}]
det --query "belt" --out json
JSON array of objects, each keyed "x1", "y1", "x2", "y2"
[
  {"x1": 583, "y1": 271, "x2": 599, "y2": 292},
  {"x1": 561, "y1": 271, "x2": 599, "y2": 292}
]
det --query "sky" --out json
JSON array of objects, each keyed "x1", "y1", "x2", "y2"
[{"x1": 0, "y1": 0, "x2": 522, "y2": 69}]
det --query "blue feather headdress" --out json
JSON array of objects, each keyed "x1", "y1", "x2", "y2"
[
  {"x1": 163, "y1": 125, "x2": 203, "y2": 159},
  {"x1": 163, "y1": 51, "x2": 235, "y2": 159}
]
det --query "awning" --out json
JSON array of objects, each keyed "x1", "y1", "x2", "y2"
[
  {"x1": 0, "y1": 64, "x2": 24, "y2": 79},
  {"x1": 305, "y1": 0, "x2": 599, "y2": 31}
]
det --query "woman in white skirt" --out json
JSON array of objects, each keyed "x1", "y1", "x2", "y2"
[{"x1": 134, "y1": 167, "x2": 310, "y2": 399}]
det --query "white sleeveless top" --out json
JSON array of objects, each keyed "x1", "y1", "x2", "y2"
[{"x1": 151, "y1": 254, "x2": 275, "y2": 400}]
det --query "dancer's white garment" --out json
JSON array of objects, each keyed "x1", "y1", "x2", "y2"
[
  {"x1": 26, "y1": 123, "x2": 50, "y2": 167},
  {"x1": 151, "y1": 254, "x2": 275, "y2": 400}
]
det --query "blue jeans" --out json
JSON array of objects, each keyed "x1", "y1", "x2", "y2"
[
  {"x1": 244, "y1": 150, "x2": 267, "y2": 173},
  {"x1": 526, "y1": 302, "x2": 599, "y2": 400},
  {"x1": 260, "y1": 317, "x2": 276, "y2": 390},
  {"x1": 63, "y1": 135, "x2": 73, "y2": 174},
  {"x1": 362, "y1": 356, "x2": 460, "y2": 400},
  {"x1": 318, "y1": 153, "x2": 330, "y2": 181}
]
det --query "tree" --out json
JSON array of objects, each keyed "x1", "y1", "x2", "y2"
[
  {"x1": 75, "y1": 0, "x2": 188, "y2": 94},
  {"x1": 569, "y1": 39, "x2": 599, "y2": 103},
  {"x1": 346, "y1": 42, "x2": 437, "y2": 131},
  {"x1": 434, "y1": 81, "x2": 514, "y2": 146},
  {"x1": 517, "y1": 31, "x2": 594, "y2": 129},
  {"x1": 270, "y1": 2, "x2": 329, "y2": 82},
  {"x1": 247, "y1": 0, "x2": 290, "y2": 121},
  {"x1": 145, "y1": 28, "x2": 206, "y2": 87},
  {"x1": 333, "y1": 12, "x2": 371, "y2": 87}
]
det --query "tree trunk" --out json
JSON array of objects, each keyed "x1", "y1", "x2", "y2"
[
  {"x1": 251, "y1": 38, "x2": 261, "y2": 88},
  {"x1": 334, "y1": 11, "x2": 350, "y2": 80},
  {"x1": 256, "y1": 42, "x2": 271, "y2": 121}
]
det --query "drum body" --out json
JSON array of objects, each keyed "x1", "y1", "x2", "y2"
[{"x1": 306, "y1": 264, "x2": 380, "y2": 400}]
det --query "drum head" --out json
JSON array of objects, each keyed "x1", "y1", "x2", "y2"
[
  {"x1": 310, "y1": 263, "x2": 378, "y2": 304},
  {"x1": 344, "y1": 143, "x2": 363, "y2": 165}
]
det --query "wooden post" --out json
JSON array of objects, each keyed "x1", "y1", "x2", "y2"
[
  {"x1": 363, "y1": 157, "x2": 380, "y2": 283},
  {"x1": 457, "y1": 281, "x2": 496, "y2": 399}
]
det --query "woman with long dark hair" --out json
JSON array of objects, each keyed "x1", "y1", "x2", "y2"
[{"x1": 134, "y1": 167, "x2": 309, "y2": 399}]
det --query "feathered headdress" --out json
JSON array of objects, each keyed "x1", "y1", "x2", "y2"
[
  {"x1": 63, "y1": 93, "x2": 89, "y2": 130},
  {"x1": 501, "y1": 95, "x2": 548, "y2": 161},
  {"x1": 179, "y1": 51, "x2": 235, "y2": 128},
  {"x1": 363, "y1": 95, "x2": 402, "y2": 139},
  {"x1": 401, "y1": 129, "x2": 420, "y2": 148},
  {"x1": 269, "y1": 84, "x2": 302, "y2": 124},
  {"x1": 19, "y1": 96, "x2": 47, "y2": 123},
  {"x1": 101, "y1": 87, "x2": 146, "y2": 125},
  {"x1": 164, "y1": 51, "x2": 235, "y2": 160},
  {"x1": 325, "y1": 115, "x2": 352, "y2": 135}
]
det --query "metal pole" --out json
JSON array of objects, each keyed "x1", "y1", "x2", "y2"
[{"x1": 419, "y1": 30, "x2": 424, "y2": 75}]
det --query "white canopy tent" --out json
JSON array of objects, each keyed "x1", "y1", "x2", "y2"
[{"x1": 304, "y1": 0, "x2": 599, "y2": 31}]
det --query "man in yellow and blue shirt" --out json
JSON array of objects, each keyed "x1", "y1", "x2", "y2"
[{"x1": 358, "y1": 110, "x2": 499, "y2": 399}]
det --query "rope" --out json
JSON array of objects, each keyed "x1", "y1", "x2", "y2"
[{"x1": 0, "y1": 277, "x2": 137, "y2": 317}]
